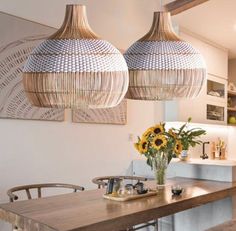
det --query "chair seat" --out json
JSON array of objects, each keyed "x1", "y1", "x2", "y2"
[{"x1": 206, "y1": 220, "x2": 236, "y2": 231}]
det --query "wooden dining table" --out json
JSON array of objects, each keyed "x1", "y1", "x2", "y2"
[{"x1": 0, "y1": 177, "x2": 236, "y2": 231}]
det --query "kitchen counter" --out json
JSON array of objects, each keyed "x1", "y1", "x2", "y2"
[
  {"x1": 131, "y1": 158, "x2": 236, "y2": 231},
  {"x1": 133, "y1": 158, "x2": 236, "y2": 182},
  {"x1": 172, "y1": 158, "x2": 236, "y2": 166}
]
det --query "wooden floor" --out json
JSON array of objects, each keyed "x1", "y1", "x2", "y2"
[{"x1": 0, "y1": 177, "x2": 236, "y2": 231}]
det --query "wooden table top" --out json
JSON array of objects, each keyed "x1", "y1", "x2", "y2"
[{"x1": 0, "y1": 177, "x2": 236, "y2": 231}]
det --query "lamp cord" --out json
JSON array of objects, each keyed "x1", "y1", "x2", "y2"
[
  {"x1": 160, "y1": 0, "x2": 163, "y2": 11},
  {"x1": 72, "y1": 0, "x2": 80, "y2": 4}
]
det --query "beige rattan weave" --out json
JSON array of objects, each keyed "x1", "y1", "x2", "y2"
[
  {"x1": 23, "y1": 5, "x2": 129, "y2": 109},
  {"x1": 124, "y1": 11, "x2": 206, "y2": 100}
]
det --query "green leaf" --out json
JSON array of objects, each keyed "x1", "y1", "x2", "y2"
[
  {"x1": 178, "y1": 122, "x2": 187, "y2": 135},
  {"x1": 147, "y1": 157, "x2": 152, "y2": 168}
]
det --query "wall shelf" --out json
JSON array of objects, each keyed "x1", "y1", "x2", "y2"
[
  {"x1": 228, "y1": 107, "x2": 236, "y2": 112},
  {"x1": 228, "y1": 91, "x2": 236, "y2": 97},
  {"x1": 207, "y1": 79, "x2": 225, "y2": 99}
]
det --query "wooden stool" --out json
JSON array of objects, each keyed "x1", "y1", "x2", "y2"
[{"x1": 206, "y1": 220, "x2": 236, "y2": 231}]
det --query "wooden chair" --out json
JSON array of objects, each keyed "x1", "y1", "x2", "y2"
[
  {"x1": 7, "y1": 183, "x2": 85, "y2": 231},
  {"x1": 92, "y1": 175, "x2": 148, "y2": 189},
  {"x1": 7, "y1": 183, "x2": 85, "y2": 202},
  {"x1": 92, "y1": 176, "x2": 158, "y2": 231}
]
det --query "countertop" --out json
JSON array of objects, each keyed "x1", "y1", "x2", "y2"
[{"x1": 171, "y1": 158, "x2": 236, "y2": 166}]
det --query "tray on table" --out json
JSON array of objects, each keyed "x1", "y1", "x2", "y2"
[{"x1": 103, "y1": 190, "x2": 158, "y2": 202}]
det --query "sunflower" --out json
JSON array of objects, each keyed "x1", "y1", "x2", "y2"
[
  {"x1": 151, "y1": 124, "x2": 164, "y2": 135},
  {"x1": 139, "y1": 138, "x2": 148, "y2": 154},
  {"x1": 134, "y1": 138, "x2": 148, "y2": 154},
  {"x1": 152, "y1": 135, "x2": 167, "y2": 150},
  {"x1": 134, "y1": 143, "x2": 140, "y2": 152},
  {"x1": 168, "y1": 129, "x2": 177, "y2": 139},
  {"x1": 174, "y1": 140, "x2": 183, "y2": 155},
  {"x1": 142, "y1": 128, "x2": 154, "y2": 138}
]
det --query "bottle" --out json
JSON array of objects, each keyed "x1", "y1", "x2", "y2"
[
  {"x1": 211, "y1": 142, "x2": 216, "y2": 159},
  {"x1": 106, "y1": 178, "x2": 115, "y2": 194},
  {"x1": 215, "y1": 145, "x2": 220, "y2": 159}
]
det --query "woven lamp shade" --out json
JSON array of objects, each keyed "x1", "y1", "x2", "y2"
[
  {"x1": 124, "y1": 11, "x2": 206, "y2": 100},
  {"x1": 23, "y1": 5, "x2": 129, "y2": 108}
]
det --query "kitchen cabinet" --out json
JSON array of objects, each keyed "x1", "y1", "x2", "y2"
[{"x1": 207, "y1": 74, "x2": 227, "y2": 103}]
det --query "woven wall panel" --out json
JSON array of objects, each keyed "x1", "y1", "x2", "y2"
[
  {"x1": 0, "y1": 13, "x2": 64, "y2": 121},
  {"x1": 72, "y1": 100, "x2": 127, "y2": 125}
]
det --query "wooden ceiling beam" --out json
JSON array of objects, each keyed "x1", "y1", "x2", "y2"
[{"x1": 164, "y1": 0, "x2": 210, "y2": 16}]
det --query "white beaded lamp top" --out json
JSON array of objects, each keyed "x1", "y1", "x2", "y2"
[
  {"x1": 23, "y1": 5, "x2": 128, "y2": 74},
  {"x1": 24, "y1": 39, "x2": 128, "y2": 73},
  {"x1": 124, "y1": 41, "x2": 206, "y2": 70}
]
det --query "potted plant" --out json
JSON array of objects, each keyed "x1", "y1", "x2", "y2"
[{"x1": 173, "y1": 118, "x2": 206, "y2": 160}]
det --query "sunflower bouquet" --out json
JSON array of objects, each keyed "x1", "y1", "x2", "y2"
[
  {"x1": 134, "y1": 123, "x2": 182, "y2": 168},
  {"x1": 134, "y1": 119, "x2": 206, "y2": 185}
]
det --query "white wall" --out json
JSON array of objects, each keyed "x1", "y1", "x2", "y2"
[
  {"x1": 0, "y1": 0, "x2": 160, "y2": 49},
  {"x1": 0, "y1": 101, "x2": 156, "y2": 197}
]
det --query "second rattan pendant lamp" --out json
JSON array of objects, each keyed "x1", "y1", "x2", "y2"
[
  {"x1": 124, "y1": 3, "x2": 207, "y2": 100},
  {"x1": 23, "y1": 5, "x2": 129, "y2": 108}
]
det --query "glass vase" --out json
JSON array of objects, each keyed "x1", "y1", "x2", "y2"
[{"x1": 152, "y1": 152, "x2": 168, "y2": 188}]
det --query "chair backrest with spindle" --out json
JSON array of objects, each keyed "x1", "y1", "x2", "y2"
[
  {"x1": 92, "y1": 175, "x2": 148, "y2": 189},
  {"x1": 7, "y1": 183, "x2": 85, "y2": 202}
]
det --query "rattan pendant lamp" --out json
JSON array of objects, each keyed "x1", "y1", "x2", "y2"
[
  {"x1": 23, "y1": 4, "x2": 129, "y2": 108},
  {"x1": 124, "y1": 6, "x2": 206, "y2": 100}
]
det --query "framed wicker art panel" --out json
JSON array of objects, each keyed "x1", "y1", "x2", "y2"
[
  {"x1": 72, "y1": 100, "x2": 127, "y2": 125},
  {"x1": 0, "y1": 12, "x2": 64, "y2": 121}
]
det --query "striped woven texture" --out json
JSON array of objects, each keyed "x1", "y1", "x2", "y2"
[
  {"x1": 124, "y1": 12, "x2": 206, "y2": 100},
  {"x1": 24, "y1": 39, "x2": 128, "y2": 72},
  {"x1": 23, "y1": 5, "x2": 129, "y2": 109},
  {"x1": 125, "y1": 41, "x2": 206, "y2": 70}
]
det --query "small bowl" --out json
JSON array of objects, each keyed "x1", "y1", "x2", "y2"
[
  {"x1": 137, "y1": 189, "x2": 148, "y2": 195},
  {"x1": 171, "y1": 186, "x2": 183, "y2": 196}
]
